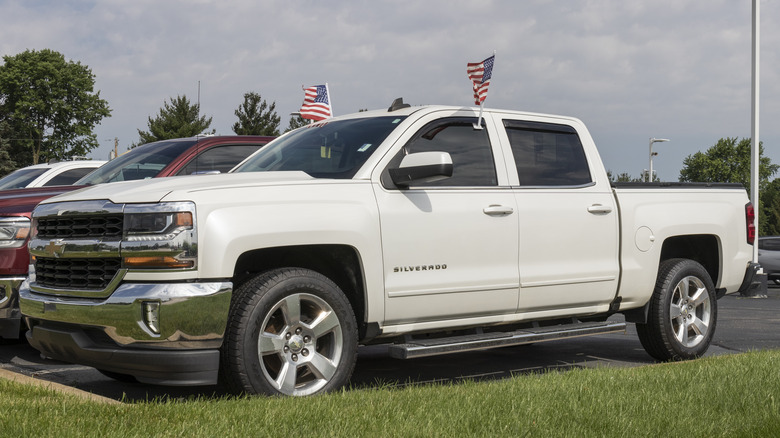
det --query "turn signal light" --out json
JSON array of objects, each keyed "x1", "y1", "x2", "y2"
[{"x1": 124, "y1": 256, "x2": 194, "y2": 269}]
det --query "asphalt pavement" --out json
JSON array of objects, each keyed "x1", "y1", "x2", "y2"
[{"x1": 2, "y1": 288, "x2": 779, "y2": 402}]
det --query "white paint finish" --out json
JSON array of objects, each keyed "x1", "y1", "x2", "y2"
[
  {"x1": 377, "y1": 187, "x2": 520, "y2": 324},
  {"x1": 33, "y1": 105, "x2": 755, "y2": 334}
]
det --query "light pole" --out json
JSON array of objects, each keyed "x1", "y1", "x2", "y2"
[{"x1": 648, "y1": 137, "x2": 670, "y2": 182}]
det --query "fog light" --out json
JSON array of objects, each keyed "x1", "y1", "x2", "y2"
[{"x1": 142, "y1": 301, "x2": 160, "y2": 335}]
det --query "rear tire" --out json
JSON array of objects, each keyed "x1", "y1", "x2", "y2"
[
  {"x1": 636, "y1": 258, "x2": 717, "y2": 361},
  {"x1": 220, "y1": 268, "x2": 358, "y2": 396}
]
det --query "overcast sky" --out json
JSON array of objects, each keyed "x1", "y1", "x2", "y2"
[{"x1": 2, "y1": 0, "x2": 778, "y2": 181}]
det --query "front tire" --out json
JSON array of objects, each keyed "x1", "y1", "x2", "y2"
[
  {"x1": 220, "y1": 268, "x2": 358, "y2": 396},
  {"x1": 636, "y1": 258, "x2": 717, "y2": 361}
]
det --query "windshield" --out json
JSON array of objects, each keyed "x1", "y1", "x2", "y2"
[
  {"x1": 234, "y1": 116, "x2": 406, "y2": 178},
  {"x1": 0, "y1": 168, "x2": 48, "y2": 190},
  {"x1": 76, "y1": 139, "x2": 196, "y2": 185}
]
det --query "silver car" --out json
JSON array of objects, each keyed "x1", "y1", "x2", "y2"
[{"x1": 758, "y1": 236, "x2": 780, "y2": 285}]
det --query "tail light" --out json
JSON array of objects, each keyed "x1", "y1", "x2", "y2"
[{"x1": 746, "y1": 202, "x2": 755, "y2": 245}]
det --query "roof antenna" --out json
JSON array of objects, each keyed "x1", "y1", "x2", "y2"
[{"x1": 388, "y1": 98, "x2": 411, "y2": 112}]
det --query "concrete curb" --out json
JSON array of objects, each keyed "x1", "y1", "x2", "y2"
[{"x1": 0, "y1": 367, "x2": 122, "y2": 405}]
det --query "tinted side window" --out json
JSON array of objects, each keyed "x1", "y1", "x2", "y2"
[
  {"x1": 504, "y1": 120, "x2": 591, "y2": 186},
  {"x1": 177, "y1": 145, "x2": 263, "y2": 176},
  {"x1": 394, "y1": 119, "x2": 496, "y2": 187},
  {"x1": 43, "y1": 167, "x2": 97, "y2": 186},
  {"x1": 0, "y1": 168, "x2": 47, "y2": 190},
  {"x1": 77, "y1": 139, "x2": 196, "y2": 185}
]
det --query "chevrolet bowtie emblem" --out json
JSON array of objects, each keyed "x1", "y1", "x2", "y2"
[{"x1": 43, "y1": 239, "x2": 66, "y2": 258}]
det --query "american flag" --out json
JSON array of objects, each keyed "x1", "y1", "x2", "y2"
[
  {"x1": 467, "y1": 55, "x2": 495, "y2": 105},
  {"x1": 299, "y1": 84, "x2": 332, "y2": 121}
]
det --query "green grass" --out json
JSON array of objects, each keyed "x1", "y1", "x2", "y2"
[{"x1": 2, "y1": 350, "x2": 780, "y2": 437}]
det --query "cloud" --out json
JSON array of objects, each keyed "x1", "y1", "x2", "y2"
[{"x1": 1, "y1": 0, "x2": 777, "y2": 181}]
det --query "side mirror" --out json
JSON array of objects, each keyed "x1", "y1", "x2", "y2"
[{"x1": 389, "y1": 152, "x2": 453, "y2": 187}]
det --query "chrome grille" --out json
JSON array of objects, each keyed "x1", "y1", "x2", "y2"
[
  {"x1": 37, "y1": 215, "x2": 123, "y2": 238},
  {"x1": 35, "y1": 257, "x2": 121, "y2": 289}
]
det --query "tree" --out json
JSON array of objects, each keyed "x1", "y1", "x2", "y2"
[
  {"x1": 761, "y1": 179, "x2": 780, "y2": 236},
  {"x1": 0, "y1": 49, "x2": 111, "y2": 164},
  {"x1": 607, "y1": 170, "x2": 643, "y2": 182},
  {"x1": 0, "y1": 121, "x2": 17, "y2": 177},
  {"x1": 232, "y1": 92, "x2": 280, "y2": 136},
  {"x1": 137, "y1": 95, "x2": 214, "y2": 145},
  {"x1": 679, "y1": 137, "x2": 778, "y2": 191},
  {"x1": 679, "y1": 137, "x2": 780, "y2": 235},
  {"x1": 284, "y1": 115, "x2": 309, "y2": 133}
]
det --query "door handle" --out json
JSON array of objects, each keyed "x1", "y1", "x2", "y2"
[
  {"x1": 483, "y1": 205, "x2": 514, "y2": 216},
  {"x1": 587, "y1": 204, "x2": 613, "y2": 214}
]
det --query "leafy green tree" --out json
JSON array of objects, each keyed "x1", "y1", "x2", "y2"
[
  {"x1": 0, "y1": 49, "x2": 111, "y2": 164},
  {"x1": 679, "y1": 137, "x2": 778, "y2": 191},
  {"x1": 607, "y1": 170, "x2": 642, "y2": 182},
  {"x1": 137, "y1": 95, "x2": 214, "y2": 145},
  {"x1": 284, "y1": 115, "x2": 309, "y2": 133},
  {"x1": 761, "y1": 179, "x2": 780, "y2": 236},
  {"x1": 679, "y1": 137, "x2": 780, "y2": 235},
  {"x1": 232, "y1": 92, "x2": 280, "y2": 136},
  {"x1": 0, "y1": 120, "x2": 17, "y2": 177}
]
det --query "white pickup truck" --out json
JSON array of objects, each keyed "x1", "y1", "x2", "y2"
[{"x1": 20, "y1": 100, "x2": 759, "y2": 396}]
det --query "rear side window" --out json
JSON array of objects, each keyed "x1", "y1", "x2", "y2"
[
  {"x1": 177, "y1": 144, "x2": 263, "y2": 175},
  {"x1": 504, "y1": 120, "x2": 591, "y2": 186},
  {"x1": 43, "y1": 167, "x2": 98, "y2": 186}
]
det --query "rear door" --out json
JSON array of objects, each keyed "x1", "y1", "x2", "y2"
[{"x1": 498, "y1": 116, "x2": 620, "y2": 315}]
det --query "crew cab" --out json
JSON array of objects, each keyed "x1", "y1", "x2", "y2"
[
  {"x1": 20, "y1": 102, "x2": 758, "y2": 396},
  {"x1": 0, "y1": 136, "x2": 273, "y2": 338}
]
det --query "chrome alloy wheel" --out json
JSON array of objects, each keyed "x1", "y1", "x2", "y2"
[
  {"x1": 669, "y1": 275, "x2": 712, "y2": 348},
  {"x1": 257, "y1": 292, "x2": 344, "y2": 396}
]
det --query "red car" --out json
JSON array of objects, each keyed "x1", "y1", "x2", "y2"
[{"x1": 0, "y1": 136, "x2": 274, "y2": 338}]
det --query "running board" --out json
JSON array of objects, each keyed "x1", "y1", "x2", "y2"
[{"x1": 387, "y1": 321, "x2": 627, "y2": 359}]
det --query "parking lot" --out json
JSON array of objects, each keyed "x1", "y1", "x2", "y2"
[{"x1": 2, "y1": 289, "x2": 779, "y2": 402}]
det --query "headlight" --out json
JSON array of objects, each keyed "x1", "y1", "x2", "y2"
[
  {"x1": 122, "y1": 202, "x2": 197, "y2": 270},
  {"x1": 0, "y1": 217, "x2": 30, "y2": 248},
  {"x1": 124, "y1": 211, "x2": 193, "y2": 241}
]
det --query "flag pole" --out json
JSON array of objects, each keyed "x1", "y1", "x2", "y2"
[
  {"x1": 325, "y1": 82, "x2": 332, "y2": 118},
  {"x1": 473, "y1": 102, "x2": 484, "y2": 130}
]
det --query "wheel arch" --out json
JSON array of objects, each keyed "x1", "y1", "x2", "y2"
[
  {"x1": 624, "y1": 234, "x2": 720, "y2": 325},
  {"x1": 659, "y1": 234, "x2": 720, "y2": 288},
  {"x1": 232, "y1": 244, "x2": 368, "y2": 336}
]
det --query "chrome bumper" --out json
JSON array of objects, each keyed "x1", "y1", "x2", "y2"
[
  {"x1": 19, "y1": 280, "x2": 232, "y2": 386},
  {"x1": 0, "y1": 276, "x2": 26, "y2": 338}
]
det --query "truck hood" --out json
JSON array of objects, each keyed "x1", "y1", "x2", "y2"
[
  {"x1": 0, "y1": 185, "x2": 83, "y2": 215},
  {"x1": 41, "y1": 172, "x2": 316, "y2": 205}
]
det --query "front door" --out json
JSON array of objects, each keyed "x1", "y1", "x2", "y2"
[{"x1": 375, "y1": 117, "x2": 520, "y2": 324}]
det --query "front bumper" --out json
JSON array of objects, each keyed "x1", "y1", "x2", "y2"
[
  {"x1": 19, "y1": 280, "x2": 232, "y2": 386},
  {"x1": 0, "y1": 276, "x2": 27, "y2": 338}
]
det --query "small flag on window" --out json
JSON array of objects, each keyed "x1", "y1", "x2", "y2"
[
  {"x1": 299, "y1": 84, "x2": 332, "y2": 121},
  {"x1": 467, "y1": 55, "x2": 495, "y2": 105}
]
